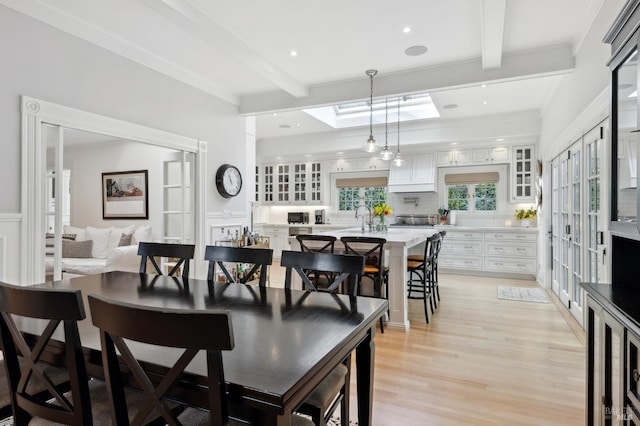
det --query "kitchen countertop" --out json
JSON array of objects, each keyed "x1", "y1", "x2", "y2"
[{"x1": 434, "y1": 225, "x2": 539, "y2": 232}]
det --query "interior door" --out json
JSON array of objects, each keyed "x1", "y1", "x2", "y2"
[
  {"x1": 568, "y1": 140, "x2": 584, "y2": 323},
  {"x1": 586, "y1": 124, "x2": 608, "y2": 285},
  {"x1": 551, "y1": 160, "x2": 560, "y2": 296},
  {"x1": 163, "y1": 152, "x2": 194, "y2": 244},
  {"x1": 44, "y1": 124, "x2": 64, "y2": 281}
]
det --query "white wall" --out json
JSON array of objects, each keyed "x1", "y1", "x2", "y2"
[
  {"x1": 64, "y1": 140, "x2": 178, "y2": 237},
  {"x1": 0, "y1": 6, "x2": 250, "y2": 280}
]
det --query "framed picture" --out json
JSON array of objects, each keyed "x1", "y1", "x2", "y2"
[{"x1": 102, "y1": 170, "x2": 149, "y2": 219}]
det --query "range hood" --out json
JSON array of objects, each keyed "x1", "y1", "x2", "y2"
[{"x1": 387, "y1": 183, "x2": 435, "y2": 193}]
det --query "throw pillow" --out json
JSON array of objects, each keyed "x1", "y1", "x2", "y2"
[
  {"x1": 63, "y1": 225, "x2": 87, "y2": 241},
  {"x1": 108, "y1": 225, "x2": 136, "y2": 251},
  {"x1": 118, "y1": 233, "x2": 133, "y2": 246},
  {"x1": 133, "y1": 225, "x2": 152, "y2": 244},
  {"x1": 62, "y1": 240, "x2": 93, "y2": 258},
  {"x1": 86, "y1": 226, "x2": 113, "y2": 259},
  {"x1": 45, "y1": 233, "x2": 76, "y2": 247}
]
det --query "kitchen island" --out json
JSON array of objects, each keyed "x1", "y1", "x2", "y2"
[{"x1": 290, "y1": 227, "x2": 438, "y2": 331}]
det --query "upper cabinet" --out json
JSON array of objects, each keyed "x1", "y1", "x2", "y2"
[
  {"x1": 511, "y1": 145, "x2": 536, "y2": 201},
  {"x1": 436, "y1": 149, "x2": 471, "y2": 166},
  {"x1": 327, "y1": 156, "x2": 389, "y2": 172},
  {"x1": 388, "y1": 153, "x2": 436, "y2": 192},
  {"x1": 258, "y1": 161, "x2": 322, "y2": 204},
  {"x1": 437, "y1": 146, "x2": 509, "y2": 167},
  {"x1": 605, "y1": 2, "x2": 640, "y2": 235}
]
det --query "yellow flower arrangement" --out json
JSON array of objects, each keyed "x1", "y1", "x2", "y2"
[
  {"x1": 514, "y1": 207, "x2": 537, "y2": 220},
  {"x1": 372, "y1": 203, "x2": 393, "y2": 218}
]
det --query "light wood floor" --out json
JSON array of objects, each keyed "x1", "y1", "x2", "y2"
[{"x1": 270, "y1": 268, "x2": 586, "y2": 426}]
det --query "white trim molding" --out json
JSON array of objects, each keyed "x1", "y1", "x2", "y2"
[{"x1": 21, "y1": 96, "x2": 207, "y2": 284}]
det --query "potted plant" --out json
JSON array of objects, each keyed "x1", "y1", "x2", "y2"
[
  {"x1": 514, "y1": 207, "x2": 537, "y2": 228},
  {"x1": 438, "y1": 207, "x2": 449, "y2": 225}
]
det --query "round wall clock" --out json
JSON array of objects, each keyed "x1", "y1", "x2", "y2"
[{"x1": 215, "y1": 164, "x2": 243, "y2": 198}]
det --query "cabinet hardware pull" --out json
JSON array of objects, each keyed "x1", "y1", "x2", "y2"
[
  {"x1": 517, "y1": 248, "x2": 525, "y2": 251},
  {"x1": 465, "y1": 246, "x2": 473, "y2": 249},
  {"x1": 517, "y1": 264, "x2": 526, "y2": 267},
  {"x1": 495, "y1": 235, "x2": 503, "y2": 238},
  {"x1": 517, "y1": 235, "x2": 526, "y2": 238}
]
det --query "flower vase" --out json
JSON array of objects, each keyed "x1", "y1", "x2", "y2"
[{"x1": 376, "y1": 216, "x2": 388, "y2": 232}]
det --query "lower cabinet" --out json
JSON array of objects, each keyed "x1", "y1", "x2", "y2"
[
  {"x1": 256, "y1": 225, "x2": 289, "y2": 259},
  {"x1": 587, "y1": 295, "x2": 626, "y2": 425},
  {"x1": 438, "y1": 228, "x2": 537, "y2": 276}
]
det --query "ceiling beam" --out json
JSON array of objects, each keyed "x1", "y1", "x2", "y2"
[
  {"x1": 142, "y1": 0, "x2": 309, "y2": 99},
  {"x1": 239, "y1": 44, "x2": 575, "y2": 115},
  {"x1": 0, "y1": 0, "x2": 239, "y2": 104},
  {"x1": 480, "y1": 0, "x2": 506, "y2": 70}
]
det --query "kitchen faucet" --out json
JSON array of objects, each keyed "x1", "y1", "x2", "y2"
[{"x1": 355, "y1": 205, "x2": 373, "y2": 232}]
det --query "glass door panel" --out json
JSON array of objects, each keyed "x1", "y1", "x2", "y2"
[
  {"x1": 551, "y1": 161, "x2": 560, "y2": 296},
  {"x1": 570, "y1": 145, "x2": 583, "y2": 323}
]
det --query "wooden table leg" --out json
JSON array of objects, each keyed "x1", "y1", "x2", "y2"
[{"x1": 356, "y1": 327, "x2": 375, "y2": 426}]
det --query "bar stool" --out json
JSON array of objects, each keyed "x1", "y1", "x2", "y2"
[{"x1": 407, "y1": 232, "x2": 441, "y2": 323}]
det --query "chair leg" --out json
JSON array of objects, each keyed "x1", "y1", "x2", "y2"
[{"x1": 422, "y1": 278, "x2": 430, "y2": 324}]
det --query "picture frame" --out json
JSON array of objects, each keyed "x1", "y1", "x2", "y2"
[{"x1": 102, "y1": 170, "x2": 149, "y2": 219}]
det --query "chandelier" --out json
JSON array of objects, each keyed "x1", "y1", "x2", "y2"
[{"x1": 361, "y1": 69, "x2": 379, "y2": 153}]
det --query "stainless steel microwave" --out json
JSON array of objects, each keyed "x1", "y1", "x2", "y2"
[{"x1": 288, "y1": 212, "x2": 309, "y2": 224}]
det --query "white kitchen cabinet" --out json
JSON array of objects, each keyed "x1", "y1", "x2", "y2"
[
  {"x1": 356, "y1": 156, "x2": 388, "y2": 170},
  {"x1": 512, "y1": 145, "x2": 536, "y2": 201},
  {"x1": 388, "y1": 153, "x2": 436, "y2": 192},
  {"x1": 260, "y1": 225, "x2": 289, "y2": 258},
  {"x1": 328, "y1": 158, "x2": 354, "y2": 172},
  {"x1": 258, "y1": 161, "x2": 323, "y2": 204},
  {"x1": 472, "y1": 146, "x2": 510, "y2": 163},
  {"x1": 436, "y1": 149, "x2": 471, "y2": 166},
  {"x1": 438, "y1": 228, "x2": 538, "y2": 276}
]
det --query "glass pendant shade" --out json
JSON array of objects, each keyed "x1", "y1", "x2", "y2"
[
  {"x1": 379, "y1": 98, "x2": 394, "y2": 161},
  {"x1": 362, "y1": 69, "x2": 378, "y2": 152}
]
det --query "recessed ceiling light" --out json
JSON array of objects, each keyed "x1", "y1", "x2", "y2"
[
  {"x1": 272, "y1": 113, "x2": 278, "y2": 116},
  {"x1": 442, "y1": 104, "x2": 458, "y2": 109},
  {"x1": 450, "y1": 142, "x2": 459, "y2": 146},
  {"x1": 481, "y1": 84, "x2": 487, "y2": 88},
  {"x1": 496, "y1": 138, "x2": 505, "y2": 142},
  {"x1": 403, "y1": 27, "x2": 411, "y2": 33},
  {"x1": 279, "y1": 124, "x2": 291, "y2": 128},
  {"x1": 296, "y1": 123, "x2": 301, "y2": 127},
  {"x1": 337, "y1": 151, "x2": 344, "y2": 155},
  {"x1": 290, "y1": 50, "x2": 297, "y2": 57},
  {"x1": 482, "y1": 101, "x2": 488, "y2": 105},
  {"x1": 405, "y1": 45, "x2": 428, "y2": 56}
]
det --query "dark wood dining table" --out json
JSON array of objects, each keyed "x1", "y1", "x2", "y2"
[{"x1": 24, "y1": 271, "x2": 387, "y2": 426}]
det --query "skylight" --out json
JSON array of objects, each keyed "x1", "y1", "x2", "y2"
[{"x1": 303, "y1": 93, "x2": 440, "y2": 129}]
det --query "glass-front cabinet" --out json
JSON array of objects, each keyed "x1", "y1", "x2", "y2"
[
  {"x1": 612, "y1": 47, "x2": 638, "y2": 232},
  {"x1": 607, "y1": 3, "x2": 640, "y2": 237}
]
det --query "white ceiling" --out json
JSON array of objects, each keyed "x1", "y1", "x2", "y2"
[{"x1": 2, "y1": 0, "x2": 604, "y2": 141}]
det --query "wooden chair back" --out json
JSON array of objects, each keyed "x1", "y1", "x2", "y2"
[
  {"x1": 0, "y1": 282, "x2": 92, "y2": 425},
  {"x1": 340, "y1": 237, "x2": 387, "y2": 293},
  {"x1": 138, "y1": 242, "x2": 195, "y2": 279},
  {"x1": 88, "y1": 294, "x2": 234, "y2": 426},
  {"x1": 296, "y1": 234, "x2": 337, "y2": 254},
  {"x1": 280, "y1": 250, "x2": 365, "y2": 296},
  {"x1": 204, "y1": 245, "x2": 273, "y2": 286}
]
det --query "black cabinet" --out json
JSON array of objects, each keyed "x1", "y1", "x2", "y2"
[{"x1": 605, "y1": 0, "x2": 640, "y2": 237}]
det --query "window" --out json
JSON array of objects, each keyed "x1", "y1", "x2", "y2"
[
  {"x1": 339, "y1": 186, "x2": 386, "y2": 211},
  {"x1": 439, "y1": 166, "x2": 505, "y2": 213}
]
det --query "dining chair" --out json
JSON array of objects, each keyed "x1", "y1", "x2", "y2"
[
  {"x1": 204, "y1": 245, "x2": 273, "y2": 286},
  {"x1": 0, "y1": 282, "x2": 182, "y2": 426},
  {"x1": 280, "y1": 250, "x2": 365, "y2": 296},
  {"x1": 87, "y1": 294, "x2": 314, "y2": 426},
  {"x1": 138, "y1": 242, "x2": 195, "y2": 279},
  {"x1": 280, "y1": 250, "x2": 365, "y2": 426},
  {"x1": 295, "y1": 234, "x2": 338, "y2": 289},
  {"x1": 340, "y1": 236, "x2": 387, "y2": 332},
  {"x1": 407, "y1": 232, "x2": 442, "y2": 323}
]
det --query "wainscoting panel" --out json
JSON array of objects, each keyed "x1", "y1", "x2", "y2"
[{"x1": 0, "y1": 214, "x2": 22, "y2": 284}]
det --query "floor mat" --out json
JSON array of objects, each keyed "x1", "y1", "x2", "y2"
[{"x1": 497, "y1": 286, "x2": 548, "y2": 303}]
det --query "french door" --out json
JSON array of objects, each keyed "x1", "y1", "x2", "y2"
[{"x1": 551, "y1": 122, "x2": 607, "y2": 326}]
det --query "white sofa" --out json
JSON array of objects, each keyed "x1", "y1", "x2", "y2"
[{"x1": 45, "y1": 224, "x2": 153, "y2": 275}]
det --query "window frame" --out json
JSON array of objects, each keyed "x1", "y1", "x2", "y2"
[
  {"x1": 331, "y1": 170, "x2": 389, "y2": 217},
  {"x1": 438, "y1": 165, "x2": 507, "y2": 213}
]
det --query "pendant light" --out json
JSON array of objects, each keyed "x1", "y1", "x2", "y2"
[
  {"x1": 362, "y1": 69, "x2": 380, "y2": 153},
  {"x1": 379, "y1": 98, "x2": 394, "y2": 160},
  {"x1": 393, "y1": 97, "x2": 405, "y2": 166}
]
